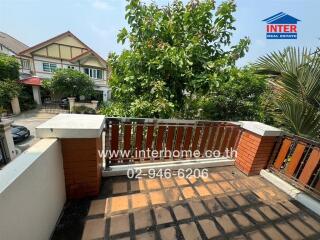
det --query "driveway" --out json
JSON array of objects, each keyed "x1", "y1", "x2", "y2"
[{"x1": 8, "y1": 109, "x2": 58, "y2": 152}]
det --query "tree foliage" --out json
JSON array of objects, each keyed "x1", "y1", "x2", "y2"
[
  {"x1": 256, "y1": 47, "x2": 320, "y2": 139},
  {"x1": 44, "y1": 69, "x2": 95, "y2": 98},
  {"x1": 0, "y1": 54, "x2": 21, "y2": 107},
  {"x1": 102, "y1": 0, "x2": 259, "y2": 119}
]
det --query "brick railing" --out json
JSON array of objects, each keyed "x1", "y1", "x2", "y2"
[
  {"x1": 104, "y1": 118, "x2": 241, "y2": 165},
  {"x1": 269, "y1": 134, "x2": 320, "y2": 196}
]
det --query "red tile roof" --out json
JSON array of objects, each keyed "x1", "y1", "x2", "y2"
[{"x1": 20, "y1": 77, "x2": 42, "y2": 86}]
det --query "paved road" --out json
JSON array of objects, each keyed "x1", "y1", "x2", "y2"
[{"x1": 6, "y1": 109, "x2": 58, "y2": 152}]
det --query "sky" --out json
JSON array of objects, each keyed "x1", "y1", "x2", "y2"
[{"x1": 0, "y1": 0, "x2": 317, "y2": 66}]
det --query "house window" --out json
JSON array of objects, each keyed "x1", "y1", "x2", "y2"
[
  {"x1": 43, "y1": 62, "x2": 57, "y2": 72},
  {"x1": 84, "y1": 68, "x2": 103, "y2": 79},
  {"x1": 21, "y1": 59, "x2": 30, "y2": 69}
]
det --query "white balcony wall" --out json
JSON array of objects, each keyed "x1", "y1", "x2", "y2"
[{"x1": 0, "y1": 139, "x2": 66, "y2": 240}]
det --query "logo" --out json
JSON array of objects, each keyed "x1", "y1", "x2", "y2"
[{"x1": 263, "y1": 12, "x2": 300, "y2": 39}]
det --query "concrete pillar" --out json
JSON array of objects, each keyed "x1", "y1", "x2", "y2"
[
  {"x1": 235, "y1": 121, "x2": 282, "y2": 176},
  {"x1": 36, "y1": 114, "x2": 105, "y2": 199},
  {"x1": 10, "y1": 97, "x2": 20, "y2": 115},
  {"x1": 68, "y1": 97, "x2": 76, "y2": 113},
  {"x1": 32, "y1": 86, "x2": 42, "y2": 105},
  {"x1": 91, "y1": 100, "x2": 99, "y2": 110},
  {"x1": 0, "y1": 119, "x2": 16, "y2": 162}
]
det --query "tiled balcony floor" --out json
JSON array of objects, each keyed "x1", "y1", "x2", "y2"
[{"x1": 52, "y1": 166, "x2": 320, "y2": 240}]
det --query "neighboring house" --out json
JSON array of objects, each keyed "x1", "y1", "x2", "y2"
[
  {"x1": 0, "y1": 31, "x2": 31, "y2": 79},
  {"x1": 19, "y1": 31, "x2": 110, "y2": 102}
]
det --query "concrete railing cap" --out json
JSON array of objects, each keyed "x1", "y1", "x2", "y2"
[
  {"x1": 36, "y1": 114, "x2": 105, "y2": 138},
  {"x1": 239, "y1": 121, "x2": 282, "y2": 137}
]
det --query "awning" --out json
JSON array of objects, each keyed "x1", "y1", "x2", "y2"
[{"x1": 20, "y1": 77, "x2": 42, "y2": 86}]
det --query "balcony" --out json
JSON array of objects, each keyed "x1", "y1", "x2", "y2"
[
  {"x1": 52, "y1": 166, "x2": 320, "y2": 240},
  {"x1": 0, "y1": 114, "x2": 319, "y2": 240}
]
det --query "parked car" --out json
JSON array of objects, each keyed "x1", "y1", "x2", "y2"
[
  {"x1": 59, "y1": 98, "x2": 69, "y2": 109},
  {"x1": 11, "y1": 125, "x2": 30, "y2": 143}
]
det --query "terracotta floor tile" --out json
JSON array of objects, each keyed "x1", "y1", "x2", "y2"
[
  {"x1": 175, "y1": 177, "x2": 189, "y2": 186},
  {"x1": 130, "y1": 179, "x2": 146, "y2": 192},
  {"x1": 277, "y1": 221, "x2": 304, "y2": 240},
  {"x1": 232, "y1": 211, "x2": 253, "y2": 228},
  {"x1": 220, "y1": 171, "x2": 235, "y2": 180},
  {"x1": 112, "y1": 181, "x2": 128, "y2": 194},
  {"x1": 231, "y1": 194, "x2": 249, "y2": 207},
  {"x1": 288, "y1": 218, "x2": 316, "y2": 238},
  {"x1": 179, "y1": 222, "x2": 202, "y2": 240},
  {"x1": 246, "y1": 230, "x2": 267, "y2": 240},
  {"x1": 164, "y1": 188, "x2": 183, "y2": 202},
  {"x1": 262, "y1": 225, "x2": 286, "y2": 240},
  {"x1": 160, "y1": 227, "x2": 177, "y2": 240},
  {"x1": 110, "y1": 195, "x2": 129, "y2": 213},
  {"x1": 259, "y1": 206, "x2": 280, "y2": 221},
  {"x1": 216, "y1": 196, "x2": 237, "y2": 210},
  {"x1": 188, "y1": 176, "x2": 199, "y2": 184},
  {"x1": 173, "y1": 204, "x2": 191, "y2": 220},
  {"x1": 203, "y1": 197, "x2": 223, "y2": 213},
  {"x1": 131, "y1": 193, "x2": 149, "y2": 209},
  {"x1": 154, "y1": 206, "x2": 173, "y2": 224},
  {"x1": 188, "y1": 200, "x2": 207, "y2": 216},
  {"x1": 206, "y1": 183, "x2": 224, "y2": 195},
  {"x1": 149, "y1": 190, "x2": 166, "y2": 205},
  {"x1": 210, "y1": 172, "x2": 224, "y2": 181},
  {"x1": 134, "y1": 209, "x2": 153, "y2": 230},
  {"x1": 195, "y1": 185, "x2": 211, "y2": 197},
  {"x1": 136, "y1": 231, "x2": 155, "y2": 240},
  {"x1": 81, "y1": 218, "x2": 105, "y2": 240},
  {"x1": 161, "y1": 178, "x2": 176, "y2": 188},
  {"x1": 88, "y1": 199, "x2": 106, "y2": 216},
  {"x1": 181, "y1": 187, "x2": 197, "y2": 199},
  {"x1": 110, "y1": 214, "x2": 130, "y2": 236},
  {"x1": 146, "y1": 179, "x2": 162, "y2": 190},
  {"x1": 199, "y1": 219, "x2": 220, "y2": 239},
  {"x1": 245, "y1": 208, "x2": 265, "y2": 223},
  {"x1": 201, "y1": 176, "x2": 212, "y2": 183},
  {"x1": 215, "y1": 214, "x2": 238, "y2": 234},
  {"x1": 218, "y1": 181, "x2": 236, "y2": 193}
]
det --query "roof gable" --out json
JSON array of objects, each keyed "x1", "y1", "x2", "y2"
[
  {"x1": 263, "y1": 12, "x2": 300, "y2": 24},
  {"x1": 19, "y1": 31, "x2": 106, "y2": 67},
  {"x1": 0, "y1": 32, "x2": 28, "y2": 54}
]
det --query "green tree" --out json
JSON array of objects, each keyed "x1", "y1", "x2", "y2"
[
  {"x1": 102, "y1": 0, "x2": 251, "y2": 118},
  {"x1": 45, "y1": 69, "x2": 95, "y2": 98},
  {"x1": 0, "y1": 54, "x2": 21, "y2": 108},
  {"x1": 185, "y1": 67, "x2": 267, "y2": 121},
  {"x1": 256, "y1": 47, "x2": 320, "y2": 139}
]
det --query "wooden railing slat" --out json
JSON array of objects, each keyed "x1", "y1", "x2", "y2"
[
  {"x1": 273, "y1": 139, "x2": 292, "y2": 170},
  {"x1": 191, "y1": 126, "x2": 201, "y2": 152},
  {"x1": 175, "y1": 127, "x2": 184, "y2": 151},
  {"x1": 298, "y1": 148, "x2": 320, "y2": 185},
  {"x1": 166, "y1": 126, "x2": 175, "y2": 151},
  {"x1": 199, "y1": 125, "x2": 210, "y2": 154},
  {"x1": 285, "y1": 143, "x2": 306, "y2": 177}
]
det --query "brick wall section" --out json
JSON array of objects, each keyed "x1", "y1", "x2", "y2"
[
  {"x1": 61, "y1": 137, "x2": 102, "y2": 199},
  {"x1": 235, "y1": 130, "x2": 277, "y2": 175}
]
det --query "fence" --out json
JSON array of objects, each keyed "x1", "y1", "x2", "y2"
[
  {"x1": 269, "y1": 134, "x2": 320, "y2": 196},
  {"x1": 104, "y1": 118, "x2": 242, "y2": 165}
]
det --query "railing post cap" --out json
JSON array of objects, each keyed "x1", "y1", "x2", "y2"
[{"x1": 239, "y1": 121, "x2": 282, "y2": 137}]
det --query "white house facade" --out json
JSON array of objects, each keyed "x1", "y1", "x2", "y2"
[{"x1": 18, "y1": 31, "x2": 110, "y2": 102}]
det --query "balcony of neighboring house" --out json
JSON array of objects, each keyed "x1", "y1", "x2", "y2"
[{"x1": 0, "y1": 114, "x2": 319, "y2": 240}]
